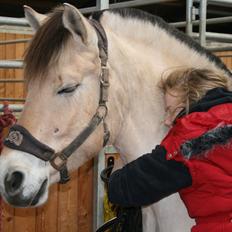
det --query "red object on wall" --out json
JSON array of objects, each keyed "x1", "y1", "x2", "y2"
[{"x1": 0, "y1": 102, "x2": 16, "y2": 232}]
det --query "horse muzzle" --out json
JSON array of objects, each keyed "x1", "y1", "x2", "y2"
[{"x1": 3, "y1": 170, "x2": 48, "y2": 207}]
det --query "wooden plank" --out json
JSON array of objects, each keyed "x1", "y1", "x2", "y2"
[
  {"x1": 78, "y1": 159, "x2": 94, "y2": 232},
  {"x1": 1, "y1": 33, "x2": 15, "y2": 232},
  {"x1": 35, "y1": 184, "x2": 58, "y2": 232},
  {"x1": 215, "y1": 51, "x2": 232, "y2": 70},
  {"x1": 2, "y1": 202, "x2": 14, "y2": 232},
  {"x1": 229, "y1": 52, "x2": 232, "y2": 69},
  {"x1": 23, "y1": 34, "x2": 32, "y2": 98},
  {"x1": 14, "y1": 34, "x2": 25, "y2": 100},
  {"x1": 13, "y1": 208, "x2": 36, "y2": 232},
  {"x1": 0, "y1": 33, "x2": 6, "y2": 98},
  {"x1": 4, "y1": 33, "x2": 15, "y2": 103},
  {"x1": 223, "y1": 52, "x2": 232, "y2": 69},
  {"x1": 57, "y1": 171, "x2": 79, "y2": 232},
  {"x1": 225, "y1": 51, "x2": 232, "y2": 69}
]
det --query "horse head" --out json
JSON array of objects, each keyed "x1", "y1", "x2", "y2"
[{"x1": 0, "y1": 4, "x2": 110, "y2": 207}]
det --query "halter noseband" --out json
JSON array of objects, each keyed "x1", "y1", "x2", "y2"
[{"x1": 4, "y1": 19, "x2": 110, "y2": 184}]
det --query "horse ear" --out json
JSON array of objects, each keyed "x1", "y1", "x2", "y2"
[
  {"x1": 24, "y1": 5, "x2": 47, "y2": 31},
  {"x1": 62, "y1": 3, "x2": 96, "y2": 46}
]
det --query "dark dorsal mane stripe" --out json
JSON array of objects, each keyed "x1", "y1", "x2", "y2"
[{"x1": 92, "y1": 8, "x2": 231, "y2": 77}]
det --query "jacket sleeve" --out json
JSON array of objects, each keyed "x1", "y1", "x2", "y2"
[{"x1": 108, "y1": 145, "x2": 192, "y2": 207}]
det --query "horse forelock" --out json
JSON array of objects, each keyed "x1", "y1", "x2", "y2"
[{"x1": 24, "y1": 6, "x2": 71, "y2": 82}]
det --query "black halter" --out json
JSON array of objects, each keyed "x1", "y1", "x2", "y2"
[{"x1": 4, "y1": 19, "x2": 110, "y2": 184}]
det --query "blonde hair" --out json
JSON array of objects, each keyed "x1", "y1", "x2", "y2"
[{"x1": 160, "y1": 68, "x2": 230, "y2": 112}]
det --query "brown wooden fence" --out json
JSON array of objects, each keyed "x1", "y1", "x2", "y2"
[{"x1": 0, "y1": 31, "x2": 232, "y2": 232}]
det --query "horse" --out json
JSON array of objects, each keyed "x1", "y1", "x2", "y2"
[{"x1": 0, "y1": 3, "x2": 231, "y2": 232}]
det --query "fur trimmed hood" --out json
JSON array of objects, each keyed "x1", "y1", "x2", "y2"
[{"x1": 181, "y1": 124, "x2": 232, "y2": 159}]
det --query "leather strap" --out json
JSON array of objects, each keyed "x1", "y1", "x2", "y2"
[{"x1": 4, "y1": 124, "x2": 54, "y2": 161}]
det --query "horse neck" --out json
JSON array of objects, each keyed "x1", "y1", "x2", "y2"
[
  {"x1": 106, "y1": 31, "x2": 167, "y2": 163},
  {"x1": 103, "y1": 17, "x2": 224, "y2": 163}
]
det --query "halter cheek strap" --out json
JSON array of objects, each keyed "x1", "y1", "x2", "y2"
[{"x1": 4, "y1": 19, "x2": 110, "y2": 184}]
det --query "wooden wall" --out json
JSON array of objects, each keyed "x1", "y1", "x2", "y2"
[
  {"x1": 0, "y1": 30, "x2": 232, "y2": 232},
  {"x1": 215, "y1": 51, "x2": 232, "y2": 70},
  {"x1": 0, "y1": 32, "x2": 94, "y2": 232}
]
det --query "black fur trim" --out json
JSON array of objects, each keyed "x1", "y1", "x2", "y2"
[{"x1": 181, "y1": 125, "x2": 232, "y2": 159}]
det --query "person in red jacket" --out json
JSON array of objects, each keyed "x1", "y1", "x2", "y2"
[{"x1": 108, "y1": 68, "x2": 232, "y2": 232}]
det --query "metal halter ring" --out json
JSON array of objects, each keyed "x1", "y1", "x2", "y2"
[
  {"x1": 50, "y1": 152, "x2": 67, "y2": 171},
  {"x1": 96, "y1": 104, "x2": 108, "y2": 119}
]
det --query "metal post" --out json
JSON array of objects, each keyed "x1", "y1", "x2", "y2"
[
  {"x1": 186, "y1": 0, "x2": 193, "y2": 36},
  {"x1": 93, "y1": 148, "x2": 105, "y2": 232},
  {"x1": 97, "y1": 0, "x2": 109, "y2": 10},
  {"x1": 93, "y1": 145, "x2": 118, "y2": 232},
  {"x1": 199, "y1": 0, "x2": 207, "y2": 46}
]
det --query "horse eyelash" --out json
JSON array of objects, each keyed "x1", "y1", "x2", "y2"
[{"x1": 57, "y1": 84, "x2": 80, "y2": 95}]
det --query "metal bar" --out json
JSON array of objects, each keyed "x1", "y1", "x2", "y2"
[
  {"x1": 80, "y1": 7, "x2": 97, "y2": 14},
  {"x1": 171, "y1": 16, "x2": 232, "y2": 27},
  {"x1": 0, "y1": 16, "x2": 28, "y2": 26},
  {"x1": 0, "y1": 98, "x2": 25, "y2": 102},
  {"x1": 0, "y1": 38, "x2": 30, "y2": 45},
  {"x1": 97, "y1": 0, "x2": 109, "y2": 10},
  {"x1": 109, "y1": 0, "x2": 177, "y2": 8},
  {"x1": 0, "y1": 79, "x2": 24, "y2": 83},
  {"x1": 186, "y1": 0, "x2": 193, "y2": 35},
  {"x1": 192, "y1": 32, "x2": 232, "y2": 43},
  {"x1": 0, "y1": 60, "x2": 23, "y2": 69},
  {"x1": 209, "y1": 0, "x2": 232, "y2": 4},
  {"x1": 199, "y1": 0, "x2": 207, "y2": 46},
  {"x1": 207, "y1": 46, "x2": 232, "y2": 52},
  {"x1": 196, "y1": 0, "x2": 232, "y2": 7},
  {"x1": 0, "y1": 25, "x2": 33, "y2": 35},
  {"x1": 0, "y1": 104, "x2": 24, "y2": 112},
  {"x1": 81, "y1": 0, "x2": 177, "y2": 14},
  {"x1": 93, "y1": 148, "x2": 105, "y2": 232}
]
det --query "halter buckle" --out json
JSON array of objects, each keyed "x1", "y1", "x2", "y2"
[
  {"x1": 100, "y1": 66, "x2": 109, "y2": 87},
  {"x1": 50, "y1": 152, "x2": 67, "y2": 171}
]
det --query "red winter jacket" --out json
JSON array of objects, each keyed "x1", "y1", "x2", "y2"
[
  {"x1": 162, "y1": 103, "x2": 232, "y2": 232},
  {"x1": 109, "y1": 88, "x2": 232, "y2": 232}
]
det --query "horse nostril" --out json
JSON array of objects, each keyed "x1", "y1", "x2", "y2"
[{"x1": 4, "y1": 171, "x2": 24, "y2": 196}]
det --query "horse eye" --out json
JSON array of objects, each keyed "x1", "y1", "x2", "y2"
[{"x1": 57, "y1": 84, "x2": 80, "y2": 95}]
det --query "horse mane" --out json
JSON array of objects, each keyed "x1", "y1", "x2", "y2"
[
  {"x1": 24, "y1": 6, "x2": 231, "y2": 82},
  {"x1": 92, "y1": 8, "x2": 230, "y2": 77}
]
